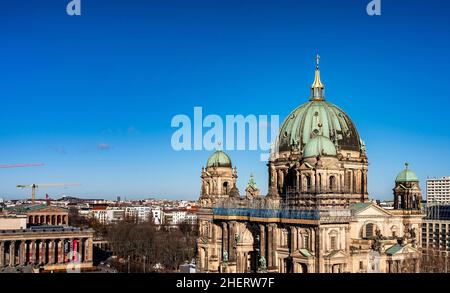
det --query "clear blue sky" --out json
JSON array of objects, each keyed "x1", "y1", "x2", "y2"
[{"x1": 1, "y1": 0, "x2": 450, "y2": 200}]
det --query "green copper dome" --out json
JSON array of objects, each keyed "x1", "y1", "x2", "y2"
[
  {"x1": 277, "y1": 57, "x2": 362, "y2": 153},
  {"x1": 303, "y1": 135, "x2": 337, "y2": 158},
  {"x1": 278, "y1": 100, "x2": 361, "y2": 153},
  {"x1": 206, "y1": 150, "x2": 232, "y2": 168},
  {"x1": 395, "y1": 163, "x2": 419, "y2": 182}
]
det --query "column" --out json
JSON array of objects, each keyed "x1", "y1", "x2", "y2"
[
  {"x1": 19, "y1": 241, "x2": 26, "y2": 265},
  {"x1": 272, "y1": 225, "x2": 278, "y2": 269},
  {"x1": 75, "y1": 239, "x2": 81, "y2": 262},
  {"x1": 0, "y1": 241, "x2": 4, "y2": 267},
  {"x1": 85, "y1": 238, "x2": 93, "y2": 262},
  {"x1": 260, "y1": 224, "x2": 266, "y2": 261},
  {"x1": 268, "y1": 224, "x2": 278, "y2": 269},
  {"x1": 9, "y1": 241, "x2": 16, "y2": 267},
  {"x1": 290, "y1": 226, "x2": 297, "y2": 252},
  {"x1": 82, "y1": 239, "x2": 88, "y2": 262},
  {"x1": 67, "y1": 239, "x2": 73, "y2": 262},
  {"x1": 212, "y1": 224, "x2": 218, "y2": 244},
  {"x1": 78, "y1": 239, "x2": 84, "y2": 262},
  {"x1": 39, "y1": 240, "x2": 46, "y2": 264},
  {"x1": 228, "y1": 222, "x2": 236, "y2": 262},
  {"x1": 59, "y1": 239, "x2": 65, "y2": 263},
  {"x1": 267, "y1": 224, "x2": 273, "y2": 268},
  {"x1": 30, "y1": 241, "x2": 36, "y2": 264},
  {"x1": 48, "y1": 240, "x2": 55, "y2": 264},
  {"x1": 222, "y1": 222, "x2": 228, "y2": 260},
  {"x1": 315, "y1": 227, "x2": 321, "y2": 273}
]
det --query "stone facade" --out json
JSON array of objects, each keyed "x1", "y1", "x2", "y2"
[
  {"x1": 197, "y1": 58, "x2": 424, "y2": 273},
  {"x1": 26, "y1": 206, "x2": 69, "y2": 226},
  {"x1": 0, "y1": 228, "x2": 94, "y2": 271},
  {"x1": 0, "y1": 205, "x2": 94, "y2": 272}
]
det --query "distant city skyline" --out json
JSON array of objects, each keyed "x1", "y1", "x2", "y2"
[{"x1": 2, "y1": 0, "x2": 450, "y2": 200}]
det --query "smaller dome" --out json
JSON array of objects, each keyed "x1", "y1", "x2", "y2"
[
  {"x1": 206, "y1": 150, "x2": 232, "y2": 168},
  {"x1": 303, "y1": 135, "x2": 337, "y2": 158},
  {"x1": 395, "y1": 163, "x2": 419, "y2": 182}
]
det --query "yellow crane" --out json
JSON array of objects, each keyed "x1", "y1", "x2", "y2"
[{"x1": 16, "y1": 183, "x2": 81, "y2": 204}]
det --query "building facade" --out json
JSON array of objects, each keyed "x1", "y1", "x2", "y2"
[
  {"x1": 197, "y1": 58, "x2": 424, "y2": 273},
  {"x1": 422, "y1": 205, "x2": 450, "y2": 253},
  {"x1": 0, "y1": 205, "x2": 94, "y2": 272},
  {"x1": 427, "y1": 177, "x2": 450, "y2": 205}
]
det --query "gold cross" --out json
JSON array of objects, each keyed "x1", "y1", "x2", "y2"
[{"x1": 316, "y1": 54, "x2": 320, "y2": 69}]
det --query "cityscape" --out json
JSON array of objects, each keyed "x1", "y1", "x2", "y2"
[
  {"x1": 2, "y1": 0, "x2": 450, "y2": 282},
  {"x1": 2, "y1": 62, "x2": 450, "y2": 273}
]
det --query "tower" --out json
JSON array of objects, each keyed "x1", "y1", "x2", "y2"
[
  {"x1": 393, "y1": 163, "x2": 422, "y2": 210},
  {"x1": 200, "y1": 150, "x2": 239, "y2": 205},
  {"x1": 245, "y1": 174, "x2": 260, "y2": 199}
]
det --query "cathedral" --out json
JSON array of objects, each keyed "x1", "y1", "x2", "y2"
[{"x1": 197, "y1": 57, "x2": 424, "y2": 273}]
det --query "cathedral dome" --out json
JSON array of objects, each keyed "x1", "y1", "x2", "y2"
[
  {"x1": 303, "y1": 135, "x2": 337, "y2": 158},
  {"x1": 395, "y1": 163, "x2": 419, "y2": 182},
  {"x1": 206, "y1": 150, "x2": 232, "y2": 168},
  {"x1": 277, "y1": 56, "x2": 362, "y2": 153}
]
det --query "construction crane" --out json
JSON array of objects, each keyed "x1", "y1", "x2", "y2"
[
  {"x1": 16, "y1": 183, "x2": 80, "y2": 204},
  {"x1": 0, "y1": 163, "x2": 44, "y2": 168}
]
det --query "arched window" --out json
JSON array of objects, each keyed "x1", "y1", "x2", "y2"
[
  {"x1": 329, "y1": 176, "x2": 336, "y2": 191},
  {"x1": 223, "y1": 181, "x2": 229, "y2": 194},
  {"x1": 391, "y1": 225, "x2": 398, "y2": 238},
  {"x1": 330, "y1": 236, "x2": 337, "y2": 250},
  {"x1": 329, "y1": 230, "x2": 339, "y2": 250},
  {"x1": 365, "y1": 223, "x2": 375, "y2": 238}
]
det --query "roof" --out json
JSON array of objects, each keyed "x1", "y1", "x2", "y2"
[
  {"x1": 395, "y1": 163, "x2": 419, "y2": 182},
  {"x1": 277, "y1": 100, "x2": 362, "y2": 153},
  {"x1": 299, "y1": 249, "x2": 312, "y2": 257},
  {"x1": 350, "y1": 202, "x2": 372, "y2": 212},
  {"x1": 386, "y1": 244, "x2": 403, "y2": 255},
  {"x1": 206, "y1": 150, "x2": 232, "y2": 168},
  {"x1": 5, "y1": 204, "x2": 46, "y2": 213},
  {"x1": 303, "y1": 135, "x2": 337, "y2": 158}
]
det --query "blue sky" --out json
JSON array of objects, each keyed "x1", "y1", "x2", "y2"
[{"x1": 1, "y1": 0, "x2": 450, "y2": 200}]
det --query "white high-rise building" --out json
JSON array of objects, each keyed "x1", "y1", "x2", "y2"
[{"x1": 427, "y1": 177, "x2": 450, "y2": 205}]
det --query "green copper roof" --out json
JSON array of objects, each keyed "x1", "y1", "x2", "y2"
[
  {"x1": 303, "y1": 135, "x2": 337, "y2": 158},
  {"x1": 395, "y1": 163, "x2": 419, "y2": 182},
  {"x1": 206, "y1": 150, "x2": 232, "y2": 168},
  {"x1": 386, "y1": 244, "x2": 403, "y2": 255},
  {"x1": 299, "y1": 249, "x2": 312, "y2": 257},
  {"x1": 277, "y1": 100, "x2": 362, "y2": 153},
  {"x1": 350, "y1": 202, "x2": 372, "y2": 212},
  {"x1": 277, "y1": 58, "x2": 362, "y2": 154}
]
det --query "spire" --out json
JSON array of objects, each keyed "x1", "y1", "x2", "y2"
[{"x1": 310, "y1": 54, "x2": 325, "y2": 101}]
